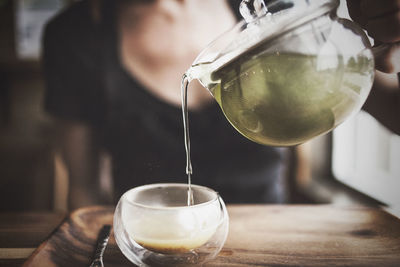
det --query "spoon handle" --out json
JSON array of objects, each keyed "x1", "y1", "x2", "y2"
[{"x1": 90, "y1": 224, "x2": 111, "y2": 267}]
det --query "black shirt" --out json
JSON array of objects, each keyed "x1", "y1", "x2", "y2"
[{"x1": 43, "y1": 0, "x2": 288, "y2": 203}]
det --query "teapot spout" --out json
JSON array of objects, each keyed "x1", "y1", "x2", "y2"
[{"x1": 184, "y1": 63, "x2": 220, "y2": 102}]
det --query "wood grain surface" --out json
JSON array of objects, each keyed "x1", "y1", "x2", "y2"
[
  {"x1": 22, "y1": 205, "x2": 400, "y2": 267},
  {"x1": 0, "y1": 212, "x2": 65, "y2": 267}
]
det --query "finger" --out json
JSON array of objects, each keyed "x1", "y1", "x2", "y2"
[
  {"x1": 372, "y1": 42, "x2": 400, "y2": 73},
  {"x1": 365, "y1": 12, "x2": 400, "y2": 43},
  {"x1": 360, "y1": 0, "x2": 400, "y2": 19}
]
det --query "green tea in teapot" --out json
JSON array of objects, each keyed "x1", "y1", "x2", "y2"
[{"x1": 191, "y1": 51, "x2": 373, "y2": 146}]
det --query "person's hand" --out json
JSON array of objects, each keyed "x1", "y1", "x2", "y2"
[{"x1": 347, "y1": 0, "x2": 400, "y2": 73}]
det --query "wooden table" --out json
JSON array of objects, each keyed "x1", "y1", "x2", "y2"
[
  {"x1": 1, "y1": 205, "x2": 400, "y2": 266},
  {"x1": 0, "y1": 211, "x2": 65, "y2": 267}
]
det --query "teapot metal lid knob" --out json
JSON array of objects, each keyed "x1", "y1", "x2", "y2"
[{"x1": 239, "y1": 0, "x2": 268, "y2": 23}]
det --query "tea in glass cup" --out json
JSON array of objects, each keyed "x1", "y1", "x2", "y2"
[{"x1": 113, "y1": 183, "x2": 229, "y2": 266}]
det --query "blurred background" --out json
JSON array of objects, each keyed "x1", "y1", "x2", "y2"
[{"x1": 0, "y1": 0, "x2": 398, "y2": 215}]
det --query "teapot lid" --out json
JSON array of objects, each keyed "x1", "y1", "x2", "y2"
[{"x1": 191, "y1": 0, "x2": 339, "y2": 75}]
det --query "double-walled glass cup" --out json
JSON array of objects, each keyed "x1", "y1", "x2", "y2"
[{"x1": 113, "y1": 184, "x2": 229, "y2": 266}]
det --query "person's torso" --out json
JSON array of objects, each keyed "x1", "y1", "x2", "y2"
[{"x1": 66, "y1": 0, "x2": 289, "y2": 203}]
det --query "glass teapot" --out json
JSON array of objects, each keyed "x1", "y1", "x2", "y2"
[{"x1": 183, "y1": 0, "x2": 374, "y2": 146}]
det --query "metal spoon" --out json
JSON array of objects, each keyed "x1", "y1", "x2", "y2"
[{"x1": 90, "y1": 224, "x2": 111, "y2": 267}]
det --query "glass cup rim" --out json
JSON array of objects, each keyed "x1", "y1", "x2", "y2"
[{"x1": 121, "y1": 183, "x2": 220, "y2": 210}]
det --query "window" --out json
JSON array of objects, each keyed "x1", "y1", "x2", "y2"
[
  {"x1": 333, "y1": 112, "x2": 400, "y2": 215},
  {"x1": 15, "y1": 0, "x2": 66, "y2": 59}
]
